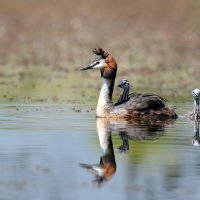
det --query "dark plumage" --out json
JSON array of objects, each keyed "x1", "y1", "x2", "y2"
[
  {"x1": 112, "y1": 93, "x2": 177, "y2": 120},
  {"x1": 115, "y1": 79, "x2": 167, "y2": 112},
  {"x1": 127, "y1": 93, "x2": 166, "y2": 110},
  {"x1": 93, "y1": 48, "x2": 109, "y2": 59}
]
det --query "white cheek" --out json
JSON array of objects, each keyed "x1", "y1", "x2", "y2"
[
  {"x1": 93, "y1": 64, "x2": 104, "y2": 69},
  {"x1": 92, "y1": 60, "x2": 104, "y2": 69}
]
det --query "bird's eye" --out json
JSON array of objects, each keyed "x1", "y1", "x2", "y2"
[{"x1": 96, "y1": 61, "x2": 100, "y2": 65}]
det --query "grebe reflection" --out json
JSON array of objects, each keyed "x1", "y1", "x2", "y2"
[
  {"x1": 80, "y1": 118, "x2": 116, "y2": 187},
  {"x1": 80, "y1": 118, "x2": 175, "y2": 186}
]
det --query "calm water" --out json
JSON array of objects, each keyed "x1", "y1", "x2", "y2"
[{"x1": 0, "y1": 102, "x2": 200, "y2": 200}]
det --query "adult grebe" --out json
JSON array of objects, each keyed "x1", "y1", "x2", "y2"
[
  {"x1": 81, "y1": 48, "x2": 177, "y2": 119},
  {"x1": 190, "y1": 88, "x2": 200, "y2": 120}
]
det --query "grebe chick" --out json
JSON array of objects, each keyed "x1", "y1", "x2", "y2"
[
  {"x1": 81, "y1": 48, "x2": 177, "y2": 119},
  {"x1": 115, "y1": 79, "x2": 130, "y2": 105},
  {"x1": 190, "y1": 88, "x2": 200, "y2": 120}
]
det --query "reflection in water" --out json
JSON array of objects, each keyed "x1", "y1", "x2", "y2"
[
  {"x1": 80, "y1": 119, "x2": 116, "y2": 187},
  {"x1": 192, "y1": 121, "x2": 200, "y2": 146},
  {"x1": 112, "y1": 118, "x2": 175, "y2": 153},
  {"x1": 118, "y1": 131, "x2": 129, "y2": 153},
  {"x1": 2, "y1": 104, "x2": 200, "y2": 199},
  {"x1": 80, "y1": 118, "x2": 176, "y2": 186}
]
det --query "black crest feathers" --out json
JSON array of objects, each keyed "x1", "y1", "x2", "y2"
[{"x1": 93, "y1": 48, "x2": 109, "y2": 59}]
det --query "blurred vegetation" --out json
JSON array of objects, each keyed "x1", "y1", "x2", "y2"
[{"x1": 0, "y1": 0, "x2": 200, "y2": 103}]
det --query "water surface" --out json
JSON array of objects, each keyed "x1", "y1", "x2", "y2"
[{"x1": 0, "y1": 102, "x2": 199, "y2": 200}]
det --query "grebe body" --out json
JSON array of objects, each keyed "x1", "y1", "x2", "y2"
[{"x1": 81, "y1": 48, "x2": 177, "y2": 120}]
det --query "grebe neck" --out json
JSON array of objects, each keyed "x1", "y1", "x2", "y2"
[
  {"x1": 194, "y1": 97, "x2": 200, "y2": 113},
  {"x1": 96, "y1": 78, "x2": 115, "y2": 117},
  {"x1": 121, "y1": 87, "x2": 130, "y2": 101},
  {"x1": 98, "y1": 78, "x2": 115, "y2": 105}
]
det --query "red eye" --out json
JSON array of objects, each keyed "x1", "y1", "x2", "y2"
[{"x1": 96, "y1": 61, "x2": 100, "y2": 65}]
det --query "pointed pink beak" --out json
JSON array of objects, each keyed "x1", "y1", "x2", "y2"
[{"x1": 80, "y1": 66, "x2": 93, "y2": 71}]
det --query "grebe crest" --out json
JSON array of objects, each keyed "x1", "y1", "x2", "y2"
[
  {"x1": 190, "y1": 88, "x2": 200, "y2": 120},
  {"x1": 81, "y1": 48, "x2": 177, "y2": 120}
]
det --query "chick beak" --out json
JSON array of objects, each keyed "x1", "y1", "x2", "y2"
[{"x1": 118, "y1": 83, "x2": 122, "y2": 88}]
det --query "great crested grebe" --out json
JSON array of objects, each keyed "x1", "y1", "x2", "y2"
[
  {"x1": 115, "y1": 79, "x2": 130, "y2": 105},
  {"x1": 190, "y1": 88, "x2": 200, "y2": 120},
  {"x1": 81, "y1": 48, "x2": 177, "y2": 119}
]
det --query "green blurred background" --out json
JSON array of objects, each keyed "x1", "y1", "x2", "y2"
[{"x1": 0, "y1": 0, "x2": 200, "y2": 103}]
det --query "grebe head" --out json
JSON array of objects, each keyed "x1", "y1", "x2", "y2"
[
  {"x1": 118, "y1": 79, "x2": 130, "y2": 89},
  {"x1": 192, "y1": 88, "x2": 200, "y2": 108},
  {"x1": 81, "y1": 48, "x2": 117, "y2": 79},
  {"x1": 192, "y1": 88, "x2": 200, "y2": 98}
]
